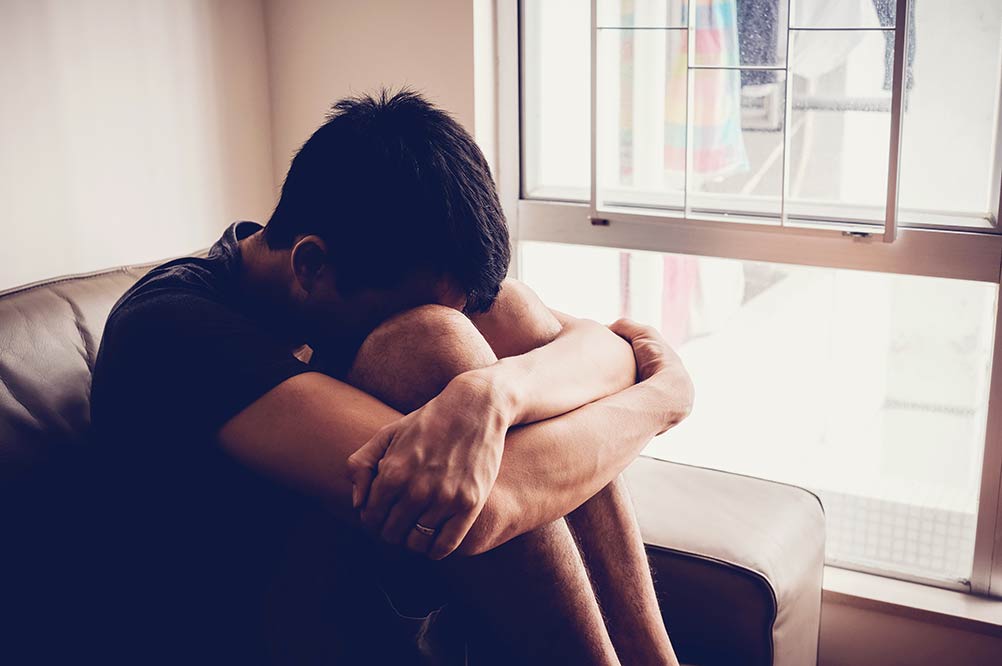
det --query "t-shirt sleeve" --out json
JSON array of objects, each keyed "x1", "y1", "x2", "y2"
[{"x1": 103, "y1": 290, "x2": 310, "y2": 440}]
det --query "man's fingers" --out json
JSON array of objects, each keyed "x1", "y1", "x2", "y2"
[
  {"x1": 405, "y1": 505, "x2": 452, "y2": 555},
  {"x1": 360, "y1": 461, "x2": 407, "y2": 531},
  {"x1": 609, "y1": 317, "x2": 645, "y2": 340},
  {"x1": 346, "y1": 460, "x2": 374, "y2": 510},
  {"x1": 381, "y1": 493, "x2": 430, "y2": 546},
  {"x1": 348, "y1": 426, "x2": 394, "y2": 509},
  {"x1": 428, "y1": 511, "x2": 479, "y2": 560}
]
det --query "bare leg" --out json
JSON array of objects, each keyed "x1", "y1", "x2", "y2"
[
  {"x1": 350, "y1": 304, "x2": 678, "y2": 665},
  {"x1": 348, "y1": 305, "x2": 619, "y2": 665},
  {"x1": 566, "y1": 479, "x2": 680, "y2": 665}
]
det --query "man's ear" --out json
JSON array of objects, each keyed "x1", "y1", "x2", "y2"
[
  {"x1": 290, "y1": 235, "x2": 330, "y2": 294},
  {"x1": 434, "y1": 275, "x2": 468, "y2": 311}
]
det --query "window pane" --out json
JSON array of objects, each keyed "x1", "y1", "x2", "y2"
[
  {"x1": 598, "y1": 0, "x2": 687, "y2": 29},
  {"x1": 687, "y1": 69, "x2": 786, "y2": 218},
  {"x1": 520, "y1": 240, "x2": 997, "y2": 585},
  {"x1": 898, "y1": 1, "x2": 1002, "y2": 217},
  {"x1": 786, "y1": 29, "x2": 892, "y2": 219},
  {"x1": 597, "y1": 28, "x2": 688, "y2": 209},
  {"x1": 792, "y1": 0, "x2": 895, "y2": 29},
  {"x1": 523, "y1": 0, "x2": 590, "y2": 201},
  {"x1": 524, "y1": 1, "x2": 1002, "y2": 223},
  {"x1": 693, "y1": 0, "x2": 787, "y2": 68}
]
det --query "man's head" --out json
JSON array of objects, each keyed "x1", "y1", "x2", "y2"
[{"x1": 261, "y1": 89, "x2": 510, "y2": 340}]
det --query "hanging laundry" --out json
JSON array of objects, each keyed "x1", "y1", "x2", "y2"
[
  {"x1": 791, "y1": 0, "x2": 878, "y2": 79},
  {"x1": 665, "y1": 0, "x2": 749, "y2": 180},
  {"x1": 871, "y1": 0, "x2": 916, "y2": 90},
  {"x1": 737, "y1": 0, "x2": 780, "y2": 86}
]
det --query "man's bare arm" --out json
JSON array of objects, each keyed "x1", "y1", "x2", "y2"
[
  {"x1": 347, "y1": 281, "x2": 643, "y2": 556},
  {"x1": 460, "y1": 340, "x2": 690, "y2": 555},
  {"x1": 218, "y1": 324, "x2": 690, "y2": 556},
  {"x1": 349, "y1": 281, "x2": 650, "y2": 555},
  {"x1": 217, "y1": 372, "x2": 400, "y2": 525},
  {"x1": 470, "y1": 279, "x2": 636, "y2": 425}
]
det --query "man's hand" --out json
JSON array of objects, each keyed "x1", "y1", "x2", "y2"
[
  {"x1": 346, "y1": 373, "x2": 510, "y2": 559},
  {"x1": 610, "y1": 318, "x2": 694, "y2": 432}
]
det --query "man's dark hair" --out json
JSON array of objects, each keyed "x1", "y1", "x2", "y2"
[{"x1": 264, "y1": 89, "x2": 510, "y2": 313}]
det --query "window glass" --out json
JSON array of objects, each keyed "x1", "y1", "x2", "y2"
[
  {"x1": 693, "y1": 0, "x2": 786, "y2": 68},
  {"x1": 786, "y1": 30, "x2": 893, "y2": 219},
  {"x1": 524, "y1": 0, "x2": 1002, "y2": 224},
  {"x1": 521, "y1": 240, "x2": 997, "y2": 584},
  {"x1": 596, "y1": 28, "x2": 688, "y2": 210},
  {"x1": 688, "y1": 69, "x2": 787, "y2": 217},
  {"x1": 598, "y1": 0, "x2": 687, "y2": 29},
  {"x1": 523, "y1": 0, "x2": 590, "y2": 200},
  {"x1": 792, "y1": 0, "x2": 895, "y2": 29},
  {"x1": 898, "y1": 2, "x2": 1002, "y2": 217}
]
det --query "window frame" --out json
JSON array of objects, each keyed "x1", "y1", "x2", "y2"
[{"x1": 499, "y1": 0, "x2": 1002, "y2": 597}]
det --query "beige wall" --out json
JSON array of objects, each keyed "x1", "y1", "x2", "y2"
[
  {"x1": 263, "y1": 0, "x2": 478, "y2": 191},
  {"x1": 820, "y1": 598, "x2": 1002, "y2": 666},
  {"x1": 0, "y1": 0, "x2": 275, "y2": 289},
  {"x1": 0, "y1": 0, "x2": 485, "y2": 289}
]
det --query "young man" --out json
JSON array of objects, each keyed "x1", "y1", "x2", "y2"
[{"x1": 90, "y1": 90, "x2": 693, "y2": 664}]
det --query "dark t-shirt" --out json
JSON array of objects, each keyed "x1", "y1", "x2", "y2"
[{"x1": 90, "y1": 222, "x2": 313, "y2": 661}]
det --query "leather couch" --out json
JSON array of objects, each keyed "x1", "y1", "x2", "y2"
[{"x1": 0, "y1": 259, "x2": 825, "y2": 665}]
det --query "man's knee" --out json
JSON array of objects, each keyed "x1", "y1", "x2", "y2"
[{"x1": 348, "y1": 304, "x2": 497, "y2": 413}]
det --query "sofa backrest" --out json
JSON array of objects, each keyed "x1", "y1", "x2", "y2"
[
  {"x1": 0, "y1": 264, "x2": 154, "y2": 486},
  {"x1": 0, "y1": 262, "x2": 165, "y2": 656}
]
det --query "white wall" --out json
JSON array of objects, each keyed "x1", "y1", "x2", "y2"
[
  {"x1": 262, "y1": 0, "x2": 479, "y2": 188},
  {"x1": 0, "y1": 0, "x2": 275, "y2": 289}
]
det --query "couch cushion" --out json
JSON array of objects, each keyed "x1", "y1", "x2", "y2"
[{"x1": 625, "y1": 455, "x2": 825, "y2": 666}]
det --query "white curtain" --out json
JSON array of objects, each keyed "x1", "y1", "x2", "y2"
[
  {"x1": 792, "y1": 0, "x2": 882, "y2": 79},
  {"x1": 0, "y1": 0, "x2": 275, "y2": 289}
]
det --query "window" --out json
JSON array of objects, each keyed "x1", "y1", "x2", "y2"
[
  {"x1": 508, "y1": 0, "x2": 1002, "y2": 594},
  {"x1": 525, "y1": 0, "x2": 1002, "y2": 229},
  {"x1": 522, "y1": 241, "x2": 995, "y2": 584},
  {"x1": 523, "y1": 0, "x2": 590, "y2": 200}
]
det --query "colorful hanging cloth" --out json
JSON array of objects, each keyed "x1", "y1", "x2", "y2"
[{"x1": 665, "y1": 0, "x2": 749, "y2": 179}]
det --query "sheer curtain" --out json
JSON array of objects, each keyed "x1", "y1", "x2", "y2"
[{"x1": 0, "y1": 0, "x2": 275, "y2": 289}]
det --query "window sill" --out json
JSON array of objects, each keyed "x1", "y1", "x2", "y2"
[{"x1": 822, "y1": 566, "x2": 1002, "y2": 638}]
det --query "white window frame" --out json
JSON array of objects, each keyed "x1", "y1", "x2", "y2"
[{"x1": 497, "y1": 0, "x2": 1002, "y2": 597}]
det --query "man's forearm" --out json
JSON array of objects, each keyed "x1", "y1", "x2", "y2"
[
  {"x1": 470, "y1": 280, "x2": 637, "y2": 427},
  {"x1": 458, "y1": 371, "x2": 690, "y2": 555},
  {"x1": 473, "y1": 316, "x2": 636, "y2": 427}
]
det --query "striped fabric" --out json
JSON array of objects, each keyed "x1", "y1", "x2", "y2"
[
  {"x1": 616, "y1": 0, "x2": 748, "y2": 182},
  {"x1": 664, "y1": 0, "x2": 749, "y2": 179}
]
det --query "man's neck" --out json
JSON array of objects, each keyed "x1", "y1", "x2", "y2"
[{"x1": 235, "y1": 230, "x2": 306, "y2": 348}]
